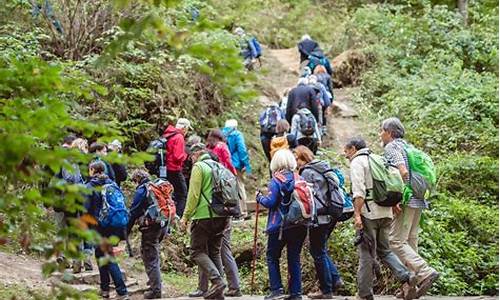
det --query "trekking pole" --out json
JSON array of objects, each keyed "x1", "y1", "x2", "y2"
[{"x1": 250, "y1": 200, "x2": 260, "y2": 294}]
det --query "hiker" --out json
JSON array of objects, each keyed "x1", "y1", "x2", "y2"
[
  {"x1": 107, "y1": 140, "x2": 128, "y2": 187},
  {"x1": 259, "y1": 103, "x2": 285, "y2": 162},
  {"x1": 308, "y1": 49, "x2": 333, "y2": 76},
  {"x1": 313, "y1": 65, "x2": 333, "y2": 98},
  {"x1": 256, "y1": 149, "x2": 307, "y2": 300},
  {"x1": 207, "y1": 129, "x2": 237, "y2": 175},
  {"x1": 84, "y1": 160, "x2": 129, "y2": 300},
  {"x1": 379, "y1": 117, "x2": 440, "y2": 298},
  {"x1": 279, "y1": 88, "x2": 291, "y2": 116},
  {"x1": 298, "y1": 34, "x2": 320, "y2": 64},
  {"x1": 291, "y1": 107, "x2": 322, "y2": 154},
  {"x1": 180, "y1": 143, "x2": 232, "y2": 300},
  {"x1": 269, "y1": 119, "x2": 296, "y2": 159},
  {"x1": 286, "y1": 78, "x2": 319, "y2": 124},
  {"x1": 234, "y1": 27, "x2": 261, "y2": 70},
  {"x1": 222, "y1": 119, "x2": 250, "y2": 219},
  {"x1": 294, "y1": 146, "x2": 344, "y2": 299},
  {"x1": 162, "y1": 118, "x2": 191, "y2": 217},
  {"x1": 127, "y1": 170, "x2": 167, "y2": 299},
  {"x1": 308, "y1": 74, "x2": 332, "y2": 132},
  {"x1": 343, "y1": 137, "x2": 417, "y2": 300},
  {"x1": 183, "y1": 134, "x2": 203, "y2": 189},
  {"x1": 89, "y1": 142, "x2": 116, "y2": 182}
]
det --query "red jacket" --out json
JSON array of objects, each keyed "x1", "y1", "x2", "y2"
[
  {"x1": 163, "y1": 125, "x2": 187, "y2": 171},
  {"x1": 208, "y1": 142, "x2": 237, "y2": 175}
]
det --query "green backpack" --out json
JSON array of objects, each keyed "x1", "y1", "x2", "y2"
[
  {"x1": 403, "y1": 144, "x2": 437, "y2": 202},
  {"x1": 362, "y1": 153, "x2": 405, "y2": 207}
]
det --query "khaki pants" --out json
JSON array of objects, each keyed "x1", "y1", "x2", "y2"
[
  {"x1": 236, "y1": 171, "x2": 247, "y2": 216},
  {"x1": 389, "y1": 207, "x2": 435, "y2": 284}
]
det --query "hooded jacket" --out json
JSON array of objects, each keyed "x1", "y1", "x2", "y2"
[
  {"x1": 127, "y1": 178, "x2": 150, "y2": 233},
  {"x1": 221, "y1": 127, "x2": 252, "y2": 173},
  {"x1": 256, "y1": 170, "x2": 297, "y2": 233},
  {"x1": 163, "y1": 125, "x2": 187, "y2": 171},
  {"x1": 84, "y1": 175, "x2": 115, "y2": 221},
  {"x1": 291, "y1": 108, "x2": 322, "y2": 141},
  {"x1": 298, "y1": 38, "x2": 320, "y2": 63},
  {"x1": 208, "y1": 141, "x2": 237, "y2": 175},
  {"x1": 286, "y1": 83, "x2": 319, "y2": 123}
]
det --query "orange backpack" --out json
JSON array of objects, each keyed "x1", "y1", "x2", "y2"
[
  {"x1": 270, "y1": 135, "x2": 289, "y2": 158},
  {"x1": 144, "y1": 178, "x2": 177, "y2": 228}
]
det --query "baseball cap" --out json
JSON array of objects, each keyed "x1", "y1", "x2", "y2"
[{"x1": 176, "y1": 118, "x2": 192, "y2": 129}]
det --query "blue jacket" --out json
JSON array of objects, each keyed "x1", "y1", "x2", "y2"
[
  {"x1": 127, "y1": 178, "x2": 150, "y2": 233},
  {"x1": 84, "y1": 175, "x2": 115, "y2": 221},
  {"x1": 256, "y1": 170, "x2": 296, "y2": 233},
  {"x1": 222, "y1": 127, "x2": 252, "y2": 173},
  {"x1": 240, "y1": 36, "x2": 258, "y2": 59}
]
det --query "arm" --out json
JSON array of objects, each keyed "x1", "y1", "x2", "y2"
[
  {"x1": 309, "y1": 91, "x2": 320, "y2": 121},
  {"x1": 61, "y1": 162, "x2": 83, "y2": 184},
  {"x1": 384, "y1": 145, "x2": 410, "y2": 182},
  {"x1": 128, "y1": 185, "x2": 147, "y2": 233},
  {"x1": 220, "y1": 145, "x2": 237, "y2": 175},
  {"x1": 314, "y1": 118, "x2": 322, "y2": 142},
  {"x1": 256, "y1": 179, "x2": 280, "y2": 209},
  {"x1": 248, "y1": 39, "x2": 257, "y2": 58},
  {"x1": 237, "y1": 134, "x2": 251, "y2": 173},
  {"x1": 290, "y1": 115, "x2": 299, "y2": 138},
  {"x1": 171, "y1": 136, "x2": 188, "y2": 166},
  {"x1": 182, "y1": 164, "x2": 203, "y2": 221},
  {"x1": 350, "y1": 159, "x2": 367, "y2": 229},
  {"x1": 286, "y1": 92, "x2": 294, "y2": 123}
]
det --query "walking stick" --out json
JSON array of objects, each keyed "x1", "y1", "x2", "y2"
[{"x1": 250, "y1": 200, "x2": 260, "y2": 294}]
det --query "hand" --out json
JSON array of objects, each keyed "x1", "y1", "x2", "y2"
[
  {"x1": 392, "y1": 203, "x2": 402, "y2": 215},
  {"x1": 179, "y1": 218, "x2": 188, "y2": 232},
  {"x1": 354, "y1": 215, "x2": 363, "y2": 230}
]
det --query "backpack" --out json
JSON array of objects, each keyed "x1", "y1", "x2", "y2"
[
  {"x1": 250, "y1": 37, "x2": 262, "y2": 58},
  {"x1": 298, "y1": 111, "x2": 316, "y2": 136},
  {"x1": 270, "y1": 135, "x2": 289, "y2": 158},
  {"x1": 144, "y1": 178, "x2": 177, "y2": 228},
  {"x1": 145, "y1": 133, "x2": 178, "y2": 178},
  {"x1": 403, "y1": 144, "x2": 437, "y2": 201},
  {"x1": 275, "y1": 172, "x2": 316, "y2": 228},
  {"x1": 201, "y1": 160, "x2": 240, "y2": 217},
  {"x1": 308, "y1": 54, "x2": 329, "y2": 73},
  {"x1": 332, "y1": 168, "x2": 354, "y2": 222},
  {"x1": 302, "y1": 163, "x2": 344, "y2": 216},
  {"x1": 99, "y1": 183, "x2": 129, "y2": 228},
  {"x1": 361, "y1": 152, "x2": 405, "y2": 207},
  {"x1": 259, "y1": 106, "x2": 283, "y2": 134}
]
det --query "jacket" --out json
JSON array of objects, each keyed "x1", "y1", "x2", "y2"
[
  {"x1": 311, "y1": 82, "x2": 332, "y2": 107},
  {"x1": 111, "y1": 162, "x2": 128, "y2": 187},
  {"x1": 240, "y1": 35, "x2": 257, "y2": 59},
  {"x1": 316, "y1": 73, "x2": 333, "y2": 96},
  {"x1": 291, "y1": 108, "x2": 322, "y2": 141},
  {"x1": 127, "y1": 178, "x2": 150, "y2": 233},
  {"x1": 163, "y1": 125, "x2": 187, "y2": 172},
  {"x1": 256, "y1": 170, "x2": 296, "y2": 233},
  {"x1": 286, "y1": 83, "x2": 319, "y2": 123},
  {"x1": 208, "y1": 141, "x2": 237, "y2": 175},
  {"x1": 84, "y1": 175, "x2": 115, "y2": 221},
  {"x1": 183, "y1": 154, "x2": 222, "y2": 220},
  {"x1": 298, "y1": 39, "x2": 320, "y2": 63},
  {"x1": 221, "y1": 127, "x2": 252, "y2": 173},
  {"x1": 91, "y1": 157, "x2": 115, "y2": 182}
]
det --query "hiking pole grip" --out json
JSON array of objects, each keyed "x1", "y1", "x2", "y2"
[{"x1": 250, "y1": 200, "x2": 260, "y2": 294}]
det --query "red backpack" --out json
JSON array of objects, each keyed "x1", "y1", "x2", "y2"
[{"x1": 144, "y1": 178, "x2": 177, "y2": 227}]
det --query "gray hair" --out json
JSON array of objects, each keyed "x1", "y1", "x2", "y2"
[
  {"x1": 297, "y1": 77, "x2": 308, "y2": 86},
  {"x1": 300, "y1": 34, "x2": 311, "y2": 42},
  {"x1": 270, "y1": 149, "x2": 297, "y2": 173},
  {"x1": 381, "y1": 117, "x2": 405, "y2": 139},
  {"x1": 131, "y1": 169, "x2": 150, "y2": 183},
  {"x1": 345, "y1": 137, "x2": 367, "y2": 151}
]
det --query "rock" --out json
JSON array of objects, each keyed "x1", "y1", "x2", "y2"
[{"x1": 332, "y1": 49, "x2": 375, "y2": 88}]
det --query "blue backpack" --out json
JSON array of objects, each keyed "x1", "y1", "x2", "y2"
[
  {"x1": 250, "y1": 37, "x2": 262, "y2": 58},
  {"x1": 259, "y1": 105, "x2": 283, "y2": 134},
  {"x1": 99, "y1": 183, "x2": 129, "y2": 228},
  {"x1": 308, "y1": 54, "x2": 329, "y2": 73},
  {"x1": 332, "y1": 168, "x2": 354, "y2": 222}
]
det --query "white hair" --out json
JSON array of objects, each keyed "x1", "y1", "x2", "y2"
[
  {"x1": 300, "y1": 34, "x2": 311, "y2": 42},
  {"x1": 308, "y1": 74, "x2": 318, "y2": 84},
  {"x1": 270, "y1": 149, "x2": 297, "y2": 173},
  {"x1": 297, "y1": 77, "x2": 308, "y2": 85},
  {"x1": 225, "y1": 119, "x2": 238, "y2": 128}
]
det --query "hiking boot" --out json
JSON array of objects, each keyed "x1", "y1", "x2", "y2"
[
  {"x1": 402, "y1": 273, "x2": 418, "y2": 300},
  {"x1": 204, "y1": 279, "x2": 226, "y2": 300},
  {"x1": 416, "y1": 271, "x2": 440, "y2": 298},
  {"x1": 116, "y1": 294, "x2": 129, "y2": 300},
  {"x1": 224, "y1": 288, "x2": 242, "y2": 297},
  {"x1": 98, "y1": 290, "x2": 110, "y2": 299},
  {"x1": 189, "y1": 289, "x2": 206, "y2": 297},
  {"x1": 308, "y1": 291, "x2": 333, "y2": 299},
  {"x1": 333, "y1": 278, "x2": 344, "y2": 292},
  {"x1": 264, "y1": 289, "x2": 286, "y2": 300},
  {"x1": 284, "y1": 296, "x2": 302, "y2": 300},
  {"x1": 395, "y1": 288, "x2": 404, "y2": 299},
  {"x1": 144, "y1": 290, "x2": 162, "y2": 299}
]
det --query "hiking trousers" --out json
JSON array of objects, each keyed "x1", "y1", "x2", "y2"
[
  {"x1": 141, "y1": 224, "x2": 167, "y2": 294},
  {"x1": 357, "y1": 217, "x2": 410, "y2": 298},
  {"x1": 197, "y1": 221, "x2": 240, "y2": 291},
  {"x1": 167, "y1": 171, "x2": 187, "y2": 217},
  {"x1": 236, "y1": 171, "x2": 248, "y2": 216},
  {"x1": 190, "y1": 217, "x2": 230, "y2": 282},
  {"x1": 260, "y1": 133, "x2": 274, "y2": 162},
  {"x1": 389, "y1": 207, "x2": 435, "y2": 284}
]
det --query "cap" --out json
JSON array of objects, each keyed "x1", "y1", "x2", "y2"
[
  {"x1": 108, "y1": 139, "x2": 122, "y2": 150},
  {"x1": 176, "y1": 118, "x2": 192, "y2": 129},
  {"x1": 189, "y1": 143, "x2": 206, "y2": 153},
  {"x1": 225, "y1": 119, "x2": 238, "y2": 128}
]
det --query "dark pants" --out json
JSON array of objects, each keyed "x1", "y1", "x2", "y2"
[
  {"x1": 95, "y1": 227, "x2": 127, "y2": 295},
  {"x1": 266, "y1": 226, "x2": 307, "y2": 297},
  {"x1": 322, "y1": 106, "x2": 328, "y2": 127},
  {"x1": 167, "y1": 171, "x2": 187, "y2": 217},
  {"x1": 190, "y1": 218, "x2": 230, "y2": 282},
  {"x1": 309, "y1": 211, "x2": 342, "y2": 294},
  {"x1": 141, "y1": 225, "x2": 166, "y2": 294},
  {"x1": 260, "y1": 133, "x2": 274, "y2": 162},
  {"x1": 298, "y1": 137, "x2": 318, "y2": 154}
]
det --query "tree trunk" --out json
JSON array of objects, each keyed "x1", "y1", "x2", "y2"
[{"x1": 457, "y1": 0, "x2": 468, "y2": 25}]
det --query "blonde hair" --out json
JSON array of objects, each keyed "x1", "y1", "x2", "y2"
[
  {"x1": 270, "y1": 149, "x2": 297, "y2": 173},
  {"x1": 313, "y1": 65, "x2": 327, "y2": 74},
  {"x1": 276, "y1": 119, "x2": 290, "y2": 134},
  {"x1": 71, "y1": 138, "x2": 88, "y2": 153}
]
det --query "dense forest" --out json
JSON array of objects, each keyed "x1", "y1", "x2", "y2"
[{"x1": 0, "y1": 0, "x2": 497, "y2": 299}]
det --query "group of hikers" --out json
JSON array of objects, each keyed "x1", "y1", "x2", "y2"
[{"x1": 54, "y1": 34, "x2": 440, "y2": 300}]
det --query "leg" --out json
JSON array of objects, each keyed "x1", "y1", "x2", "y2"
[
  {"x1": 260, "y1": 134, "x2": 272, "y2": 162},
  {"x1": 95, "y1": 246, "x2": 111, "y2": 292},
  {"x1": 168, "y1": 171, "x2": 188, "y2": 217},
  {"x1": 220, "y1": 223, "x2": 240, "y2": 291},
  {"x1": 141, "y1": 226, "x2": 163, "y2": 294},
  {"x1": 190, "y1": 220, "x2": 223, "y2": 281},
  {"x1": 206, "y1": 219, "x2": 229, "y2": 280},
  {"x1": 286, "y1": 226, "x2": 307, "y2": 297},
  {"x1": 357, "y1": 217, "x2": 377, "y2": 298},
  {"x1": 309, "y1": 224, "x2": 333, "y2": 294},
  {"x1": 377, "y1": 218, "x2": 410, "y2": 283},
  {"x1": 198, "y1": 266, "x2": 209, "y2": 292},
  {"x1": 408, "y1": 209, "x2": 421, "y2": 252},
  {"x1": 266, "y1": 231, "x2": 286, "y2": 293},
  {"x1": 236, "y1": 171, "x2": 248, "y2": 217}
]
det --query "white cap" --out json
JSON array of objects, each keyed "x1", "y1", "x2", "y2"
[
  {"x1": 225, "y1": 119, "x2": 238, "y2": 128},
  {"x1": 108, "y1": 139, "x2": 122, "y2": 150},
  {"x1": 176, "y1": 118, "x2": 192, "y2": 129}
]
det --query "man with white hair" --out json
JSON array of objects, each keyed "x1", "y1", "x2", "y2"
[
  {"x1": 108, "y1": 139, "x2": 128, "y2": 187},
  {"x1": 298, "y1": 34, "x2": 320, "y2": 63},
  {"x1": 286, "y1": 78, "x2": 319, "y2": 124},
  {"x1": 162, "y1": 118, "x2": 191, "y2": 217},
  {"x1": 222, "y1": 119, "x2": 251, "y2": 218}
]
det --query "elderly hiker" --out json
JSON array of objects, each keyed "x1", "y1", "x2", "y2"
[
  {"x1": 297, "y1": 34, "x2": 320, "y2": 64},
  {"x1": 290, "y1": 107, "x2": 322, "y2": 154},
  {"x1": 286, "y1": 78, "x2": 319, "y2": 124}
]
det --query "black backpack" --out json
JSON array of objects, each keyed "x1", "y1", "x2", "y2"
[
  {"x1": 145, "y1": 132, "x2": 178, "y2": 178},
  {"x1": 303, "y1": 162, "x2": 344, "y2": 216},
  {"x1": 298, "y1": 111, "x2": 316, "y2": 136}
]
